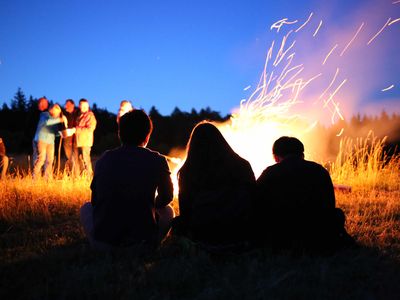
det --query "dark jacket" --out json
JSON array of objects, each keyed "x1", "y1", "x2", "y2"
[
  {"x1": 255, "y1": 155, "x2": 339, "y2": 249},
  {"x1": 178, "y1": 155, "x2": 256, "y2": 245},
  {"x1": 64, "y1": 109, "x2": 79, "y2": 129},
  {"x1": 91, "y1": 145, "x2": 173, "y2": 246}
]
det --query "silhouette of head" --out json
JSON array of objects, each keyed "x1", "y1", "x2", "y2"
[
  {"x1": 181, "y1": 121, "x2": 237, "y2": 173},
  {"x1": 49, "y1": 104, "x2": 62, "y2": 118},
  {"x1": 38, "y1": 97, "x2": 49, "y2": 112},
  {"x1": 64, "y1": 99, "x2": 75, "y2": 113},
  {"x1": 119, "y1": 109, "x2": 153, "y2": 147},
  {"x1": 79, "y1": 99, "x2": 89, "y2": 113},
  {"x1": 119, "y1": 100, "x2": 133, "y2": 112},
  {"x1": 272, "y1": 136, "x2": 304, "y2": 162}
]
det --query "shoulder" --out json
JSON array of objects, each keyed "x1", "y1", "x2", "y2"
[
  {"x1": 142, "y1": 147, "x2": 167, "y2": 162},
  {"x1": 40, "y1": 111, "x2": 50, "y2": 118},
  {"x1": 304, "y1": 159, "x2": 329, "y2": 173}
]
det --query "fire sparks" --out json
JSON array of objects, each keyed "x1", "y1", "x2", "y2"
[
  {"x1": 323, "y1": 44, "x2": 338, "y2": 65},
  {"x1": 168, "y1": 7, "x2": 398, "y2": 184},
  {"x1": 271, "y1": 18, "x2": 298, "y2": 32},
  {"x1": 367, "y1": 18, "x2": 391, "y2": 45},
  {"x1": 340, "y1": 23, "x2": 364, "y2": 56},
  {"x1": 382, "y1": 84, "x2": 395, "y2": 92},
  {"x1": 295, "y1": 12, "x2": 314, "y2": 33},
  {"x1": 313, "y1": 20, "x2": 323, "y2": 37}
]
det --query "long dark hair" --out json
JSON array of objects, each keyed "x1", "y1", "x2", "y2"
[{"x1": 178, "y1": 121, "x2": 241, "y2": 187}]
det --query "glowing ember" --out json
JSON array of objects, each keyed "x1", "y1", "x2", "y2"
[{"x1": 382, "y1": 84, "x2": 395, "y2": 92}]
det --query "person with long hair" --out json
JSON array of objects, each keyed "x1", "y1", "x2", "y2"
[{"x1": 176, "y1": 121, "x2": 256, "y2": 247}]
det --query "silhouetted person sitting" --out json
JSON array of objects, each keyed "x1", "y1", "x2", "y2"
[
  {"x1": 174, "y1": 122, "x2": 256, "y2": 249},
  {"x1": 255, "y1": 136, "x2": 353, "y2": 253},
  {"x1": 80, "y1": 109, "x2": 174, "y2": 250}
]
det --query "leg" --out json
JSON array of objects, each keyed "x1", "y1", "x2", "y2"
[
  {"x1": 71, "y1": 141, "x2": 80, "y2": 177},
  {"x1": 81, "y1": 146, "x2": 93, "y2": 176},
  {"x1": 0, "y1": 155, "x2": 9, "y2": 178},
  {"x1": 80, "y1": 202, "x2": 111, "y2": 251},
  {"x1": 156, "y1": 205, "x2": 175, "y2": 242},
  {"x1": 44, "y1": 142, "x2": 55, "y2": 179},
  {"x1": 33, "y1": 141, "x2": 47, "y2": 179},
  {"x1": 32, "y1": 140, "x2": 38, "y2": 169},
  {"x1": 63, "y1": 137, "x2": 73, "y2": 173}
]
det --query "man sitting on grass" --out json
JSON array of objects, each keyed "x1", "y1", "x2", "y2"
[
  {"x1": 255, "y1": 136, "x2": 354, "y2": 253},
  {"x1": 80, "y1": 109, "x2": 174, "y2": 250}
]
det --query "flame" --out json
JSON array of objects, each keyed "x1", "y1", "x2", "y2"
[{"x1": 167, "y1": 7, "x2": 398, "y2": 191}]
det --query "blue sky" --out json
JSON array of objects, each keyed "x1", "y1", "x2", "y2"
[{"x1": 0, "y1": 0, "x2": 399, "y2": 117}]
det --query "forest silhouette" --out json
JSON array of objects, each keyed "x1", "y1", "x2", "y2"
[{"x1": 0, "y1": 88, "x2": 399, "y2": 157}]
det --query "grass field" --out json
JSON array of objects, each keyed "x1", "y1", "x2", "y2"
[{"x1": 1, "y1": 138, "x2": 399, "y2": 299}]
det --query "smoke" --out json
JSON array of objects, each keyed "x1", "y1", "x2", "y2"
[{"x1": 168, "y1": 1, "x2": 400, "y2": 178}]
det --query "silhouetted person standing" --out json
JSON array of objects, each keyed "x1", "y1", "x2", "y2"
[
  {"x1": 0, "y1": 137, "x2": 9, "y2": 178},
  {"x1": 33, "y1": 104, "x2": 67, "y2": 179},
  {"x1": 32, "y1": 97, "x2": 49, "y2": 167},
  {"x1": 255, "y1": 136, "x2": 353, "y2": 252},
  {"x1": 75, "y1": 99, "x2": 96, "y2": 176},
  {"x1": 80, "y1": 109, "x2": 174, "y2": 250},
  {"x1": 116, "y1": 100, "x2": 133, "y2": 124},
  {"x1": 62, "y1": 99, "x2": 79, "y2": 175}
]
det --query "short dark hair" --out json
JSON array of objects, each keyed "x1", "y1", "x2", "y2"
[
  {"x1": 119, "y1": 109, "x2": 153, "y2": 146},
  {"x1": 272, "y1": 136, "x2": 304, "y2": 157},
  {"x1": 65, "y1": 99, "x2": 75, "y2": 106},
  {"x1": 79, "y1": 98, "x2": 88, "y2": 104}
]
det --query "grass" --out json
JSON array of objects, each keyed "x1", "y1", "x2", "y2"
[{"x1": 1, "y1": 137, "x2": 399, "y2": 300}]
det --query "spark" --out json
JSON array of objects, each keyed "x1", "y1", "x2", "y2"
[
  {"x1": 322, "y1": 79, "x2": 347, "y2": 124},
  {"x1": 271, "y1": 18, "x2": 298, "y2": 32},
  {"x1": 382, "y1": 84, "x2": 395, "y2": 92},
  {"x1": 313, "y1": 20, "x2": 323, "y2": 37},
  {"x1": 389, "y1": 18, "x2": 400, "y2": 26},
  {"x1": 340, "y1": 23, "x2": 364, "y2": 56},
  {"x1": 367, "y1": 18, "x2": 391, "y2": 45},
  {"x1": 273, "y1": 30, "x2": 296, "y2": 67},
  {"x1": 393, "y1": 0, "x2": 400, "y2": 4},
  {"x1": 323, "y1": 44, "x2": 338, "y2": 65},
  {"x1": 319, "y1": 68, "x2": 340, "y2": 100},
  {"x1": 243, "y1": 85, "x2": 251, "y2": 91},
  {"x1": 295, "y1": 12, "x2": 314, "y2": 32},
  {"x1": 336, "y1": 128, "x2": 345, "y2": 137}
]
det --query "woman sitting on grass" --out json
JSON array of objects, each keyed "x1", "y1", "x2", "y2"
[{"x1": 174, "y1": 121, "x2": 256, "y2": 249}]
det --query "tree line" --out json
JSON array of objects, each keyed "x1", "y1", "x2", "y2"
[
  {"x1": 0, "y1": 88, "x2": 229, "y2": 155},
  {"x1": 0, "y1": 88, "x2": 399, "y2": 157}
]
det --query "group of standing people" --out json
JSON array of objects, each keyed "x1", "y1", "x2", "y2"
[
  {"x1": 32, "y1": 97, "x2": 97, "y2": 179},
  {"x1": 81, "y1": 109, "x2": 354, "y2": 254}
]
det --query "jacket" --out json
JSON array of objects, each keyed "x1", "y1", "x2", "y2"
[
  {"x1": 33, "y1": 112, "x2": 63, "y2": 144},
  {"x1": 75, "y1": 111, "x2": 97, "y2": 147}
]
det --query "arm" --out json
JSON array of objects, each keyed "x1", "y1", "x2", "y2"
[
  {"x1": 155, "y1": 157, "x2": 173, "y2": 208},
  {"x1": 76, "y1": 112, "x2": 97, "y2": 132},
  {"x1": 322, "y1": 168, "x2": 336, "y2": 209},
  {"x1": 45, "y1": 116, "x2": 64, "y2": 126}
]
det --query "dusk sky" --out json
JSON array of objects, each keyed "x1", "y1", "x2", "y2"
[{"x1": 1, "y1": 0, "x2": 399, "y2": 118}]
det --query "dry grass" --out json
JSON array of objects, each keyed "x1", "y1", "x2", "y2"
[{"x1": 0, "y1": 137, "x2": 399, "y2": 299}]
